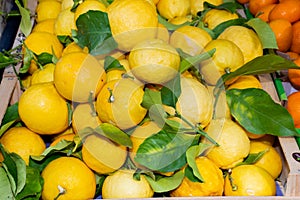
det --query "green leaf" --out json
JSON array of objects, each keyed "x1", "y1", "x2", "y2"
[
  {"x1": 10, "y1": 153, "x2": 26, "y2": 194},
  {"x1": 0, "y1": 120, "x2": 17, "y2": 138},
  {"x1": 212, "y1": 18, "x2": 248, "y2": 39},
  {"x1": 179, "y1": 49, "x2": 216, "y2": 73},
  {"x1": 144, "y1": 170, "x2": 184, "y2": 193},
  {"x1": 1, "y1": 103, "x2": 19, "y2": 125},
  {"x1": 237, "y1": 150, "x2": 268, "y2": 166},
  {"x1": 30, "y1": 140, "x2": 75, "y2": 162},
  {"x1": 161, "y1": 73, "x2": 181, "y2": 108},
  {"x1": 74, "y1": 10, "x2": 117, "y2": 55},
  {"x1": 158, "y1": 14, "x2": 191, "y2": 31},
  {"x1": 142, "y1": 88, "x2": 163, "y2": 110},
  {"x1": 220, "y1": 54, "x2": 300, "y2": 85},
  {"x1": 135, "y1": 130, "x2": 195, "y2": 171},
  {"x1": 15, "y1": 0, "x2": 32, "y2": 36},
  {"x1": 204, "y1": 1, "x2": 243, "y2": 12},
  {"x1": 15, "y1": 166, "x2": 43, "y2": 200},
  {"x1": 226, "y1": 88, "x2": 300, "y2": 137},
  {"x1": 29, "y1": 154, "x2": 63, "y2": 173},
  {"x1": 19, "y1": 45, "x2": 35, "y2": 73},
  {"x1": 186, "y1": 144, "x2": 211, "y2": 182},
  {"x1": 246, "y1": 18, "x2": 278, "y2": 49},
  {"x1": 104, "y1": 56, "x2": 126, "y2": 72},
  {"x1": 0, "y1": 53, "x2": 19, "y2": 69},
  {"x1": 94, "y1": 123, "x2": 132, "y2": 147},
  {"x1": 36, "y1": 53, "x2": 53, "y2": 66},
  {"x1": 0, "y1": 167, "x2": 14, "y2": 200}
]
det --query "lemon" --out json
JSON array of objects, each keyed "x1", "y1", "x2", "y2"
[
  {"x1": 107, "y1": 0, "x2": 158, "y2": 51},
  {"x1": 35, "y1": 0, "x2": 61, "y2": 23},
  {"x1": 218, "y1": 25, "x2": 263, "y2": 63},
  {"x1": 170, "y1": 156, "x2": 224, "y2": 196},
  {"x1": 81, "y1": 134, "x2": 127, "y2": 174},
  {"x1": 61, "y1": 41, "x2": 86, "y2": 56},
  {"x1": 224, "y1": 164, "x2": 276, "y2": 196},
  {"x1": 74, "y1": 0, "x2": 107, "y2": 22},
  {"x1": 72, "y1": 102, "x2": 102, "y2": 134},
  {"x1": 102, "y1": 169, "x2": 154, "y2": 198},
  {"x1": 0, "y1": 127, "x2": 46, "y2": 164},
  {"x1": 50, "y1": 133, "x2": 75, "y2": 147},
  {"x1": 156, "y1": 23, "x2": 170, "y2": 42},
  {"x1": 190, "y1": 0, "x2": 223, "y2": 16},
  {"x1": 30, "y1": 63, "x2": 55, "y2": 85},
  {"x1": 200, "y1": 39, "x2": 244, "y2": 85},
  {"x1": 170, "y1": 25, "x2": 212, "y2": 56},
  {"x1": 206, "y1": 119, "x2": 250, "y2": 169},
  {"x1": 41, "y1": 156, "x2": 96, "y2": 200},
  {"x1": 249, "y1": 141, "x2": 282, "y2": 179},
  {"x1": 54, "y1": 8, "x2": 77, "y2": 36},
  {"x1": 61, "y1": 0, "x2": 74, "y2": 10},
  {"x1": 227, "y1": 75, "x2": 263, "y2": 90},
  {"x1": 202, "y1": 9, "x2": 239, "y2": 30},
  {"x1": 128, "y1": 38, "x2": 180, "y2": 84},
  {"x1": 23, "y1": 31, "x2": 64, "y2": 58},
  {"x1": 157, "y1": 0, "x2": 191, "y2": 20},
  {"x1": 18, "y1": 82, "x2": 69, "y2": 135},
  {"x1": 54, "y1": 52, "x2": 106, "y2": 102},
  {"x1": 96, "y1": 78, "x2": 147, "y2": 130},
  {"x1": 176, "y1": 76, "x2": 213, "y2": 128},
  {"x1": 32, "y1": 19, "x2": 56, "y2": 34}
]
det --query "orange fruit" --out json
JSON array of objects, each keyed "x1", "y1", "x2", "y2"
[
  {"x1": 288, "y1": 59, "x2": 300, "y2": 90},
  {"x1": 269, "y1": 0, "x2": 300, "y2": 23},
  {"x1": 269, "y1": 18, "x2": 292, "y2": 52},
  {"x1": 256, "y1": 4, "x2": 276, "y2": 22},
  {"x1": 286, "y1": 91, "x2": 300, "y2": 128},
  {"x1": 290, "y1": 21, "x2": 300, "y2": 54},
  {"x1": 286, "y1": 51, "x2": 300, "y2": 61},
  {"x1": 248, "y1": 0, "x2": 278, "y2": 16}
]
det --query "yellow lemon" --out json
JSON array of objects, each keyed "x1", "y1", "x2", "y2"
[
  {"x1": 23, "y1": 32, "x2": 64, "y2": 58},
  {"x1": 249, "y1": 141, "x2": 283, "y2": 179},
  {"x1": 128, "y1": 38, "x2": 180, "y2": 84},
  {"x1": 18, "y1": 82, "x2": 69, "y2": 135},
  {"x1": 54, "y1": 8, "x2": 77, "y2": 36},
  {"x1": 206, "y1": 119, "x2": 250, "y2": 169},
  {"x1": 61, "y1": 41, "x2": 86, "y2": 56},
  {"x1": 107, "y1": 0, "x2": 158, "y2": 51},
  {"x1": 224, "y1": 164, "x2": 276, "y2": 196},
  {"x1": 74, "y1": 0, "x2": 107, "y2": 22},
  {"x1": 157, "y1": 0, "x2": 191, "y2": 20},
  {"x1": 50, "y1": 133, "x2": 75, "y2": 147},
  {"x1": 96, "y1": 78, "x2": 147, "y2": 130},
  {"x1": 190, "y1": 0, "x2": 223, "y2": 16},
  {"x1": 202, "y1": 9, "x2": 239, "y2": 30},
  {"x1": 200, "y1": 39, "x2": 244, "y2": 85},
  {"x1": 176, "y1": 76, "x2": 213, "y2": 128},
  {"x1": 35, "y1": 0, "x2": 61, "y2": 23},
  {"x1": 170, "y1": 156, "x2": 224, "y2": 196},
  {"x1": 170, "y1": 25, "x2": 212, "y2": 56},
  {"x1": 227, "y1": 75, "x2": 263, "y2": 90},
  {"x1": 81, "y1": 134, "x2": 127, "y2": 174},
  {"x1": 0, "y1": 127, "x2": 46, "y2": 164},
  {"x1": 72, "y1": 102, "x2": 102, "y2": 134},
  {"x1": 218, "y1": 25, "x2": 263, "y2": 63},
  {"x1": 54, "y1": 52, "x2": 106, "y2": 102},
  {"x1": 30, "y1": 63, "x2": 55, "y2": 85},
  {"x1": 41, "y1": 156, "x2": 96, "y2": 200},
  {"x1": 102, "y1": 169, "x2": 154, "y2": 198},
  {"x1": 32, "y1": 19, "x2": 56, "y2": 34}
]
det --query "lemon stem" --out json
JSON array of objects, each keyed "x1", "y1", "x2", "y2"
[
  {"x1": 88, "y1": 91, "x2": 97, "y2": 117},
  {"x1": 54, "y1": 185, "x2": 66, "y2": 200},
  {"x1": 175, "y1": 111, "x2": 219, "y2": 146},
  {"x1": 228, "y1": 169, "x2": 238, "y2": 191}
]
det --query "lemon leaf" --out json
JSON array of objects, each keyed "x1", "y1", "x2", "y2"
[
  {"x1": 95, "y1": 123, "x2": 132, "y2": 148},
  {"x1": 157, "y1": 14, "x2": 191, "y2": 31},
  {"x1": 104, "y1": 56, "x2": 125, "y2": 72},
  {"x1": 161, "y1": 73, "x2": 181, "y2": 108},
  {"x1": 219, "y1": 54, "x2": 300, "y2": 86},
  {"x1": 212, "y1": 18, "x2": 247, "y2": 39},
  {"x1": 15, "y1": 0, "x2": 32, "y2": 37},
  {"x1": 226, "y1": 88, "x2": 300, "y2": 137},
  {"x1": 29, "y1": 154, "x2": 62, "y2": 173},
  {"x1": 144, "y1": 170, "x2": 184, "y2": 193},
  {"x1": 135, "y1": 130, "x2": 195, "y2": 171},
  {"x1": 246, "y1": 18, "x2": 278, "y2": 49},
  {"x1": 237, "y1": 149, "x2": 268, "y2": 167},
  {"x1": 0, "y1": 167, "x2": 14, "y2": 199},
  {"x1": 15, "y1": 166, "x2": 43, "y2": 200},
  {"x1": 74, "y1": 10, "x2": 117, "y2": 55}
]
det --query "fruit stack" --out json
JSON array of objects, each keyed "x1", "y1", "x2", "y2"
[{"x1": 0, "y1": 0, "x2": 299, "y2": 199}]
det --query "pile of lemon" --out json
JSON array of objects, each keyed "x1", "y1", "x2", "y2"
[{"x1": 0, "y1": 0, "x2": 285, "y2": 199}]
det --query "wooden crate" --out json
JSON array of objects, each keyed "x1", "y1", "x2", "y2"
[{"x1": 0, "y1": 1, "x2": 299, "y2": 199}]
